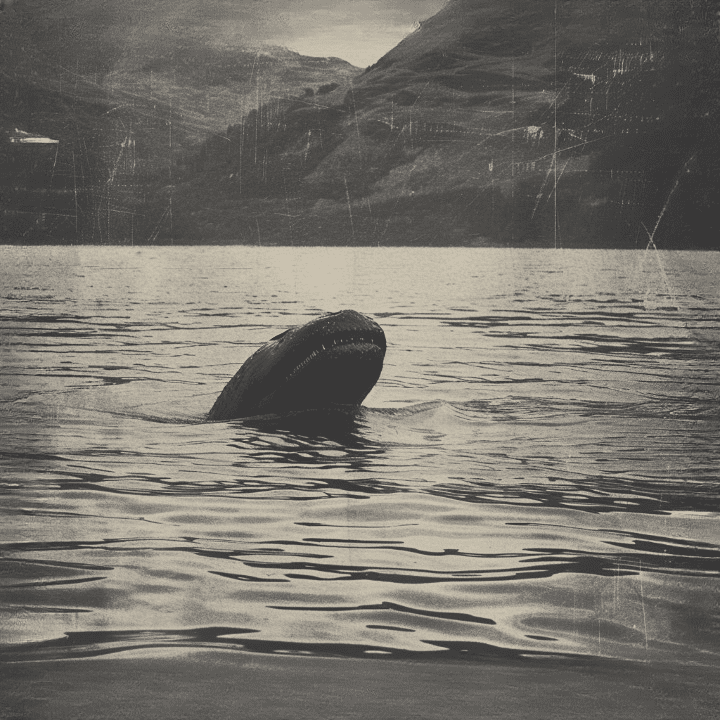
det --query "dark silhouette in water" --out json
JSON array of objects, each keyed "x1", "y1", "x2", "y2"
[{"x1": 207, "y1": 310, "x2": 386, "y2": 421}]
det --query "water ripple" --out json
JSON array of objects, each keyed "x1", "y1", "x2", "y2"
[{"x1": 1, "y1": 247, "x2": 718, "y2": 667}]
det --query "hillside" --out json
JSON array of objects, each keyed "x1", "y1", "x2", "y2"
[
  {"x1": 0, "y1": 0, "x2": 359, "y2": 243},
  {"x1": 174, "y1": 0, "x2": 720, "y2": 248},
  {"x1": 2, "y1": 0, "x2": 360, "y2": 133}
]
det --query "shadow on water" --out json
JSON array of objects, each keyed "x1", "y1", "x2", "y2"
[
  {"x1": 225, "y1": 401, "x2": 451, "y2": 464},
  {"x1": 225, "y1": 401, "x2": 446, "y2": 444},
  {"x1": 222, "y1": 407, "x2": 393, "y2": 496},
  {"x1": 233, "y1": 406, "x2": 372, "y2": 446}
]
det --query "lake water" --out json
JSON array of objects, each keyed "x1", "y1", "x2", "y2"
[{"x1": 1, "y1": 247, "x2": 718, "y2": 678}]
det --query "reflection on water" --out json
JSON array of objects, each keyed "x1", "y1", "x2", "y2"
[{"x1": 0, "y1": 247, "x2": 718, "y2": 670}]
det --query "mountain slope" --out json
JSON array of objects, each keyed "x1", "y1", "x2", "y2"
[
  {"x1": 177, "y1": 0, "x2": 720, "y2": 248},
  {"x1": 0, "y1": 0, "x2": 359, "y2": 243}
]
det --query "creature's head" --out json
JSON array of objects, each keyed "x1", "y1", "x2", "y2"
[{"x1": 208, "y1": 310, "x2": 386, "y2": 420}]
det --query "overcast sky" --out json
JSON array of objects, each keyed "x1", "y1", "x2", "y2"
[{"x1": 259, "y1": 1, "x2": 447, "y2": 66}]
